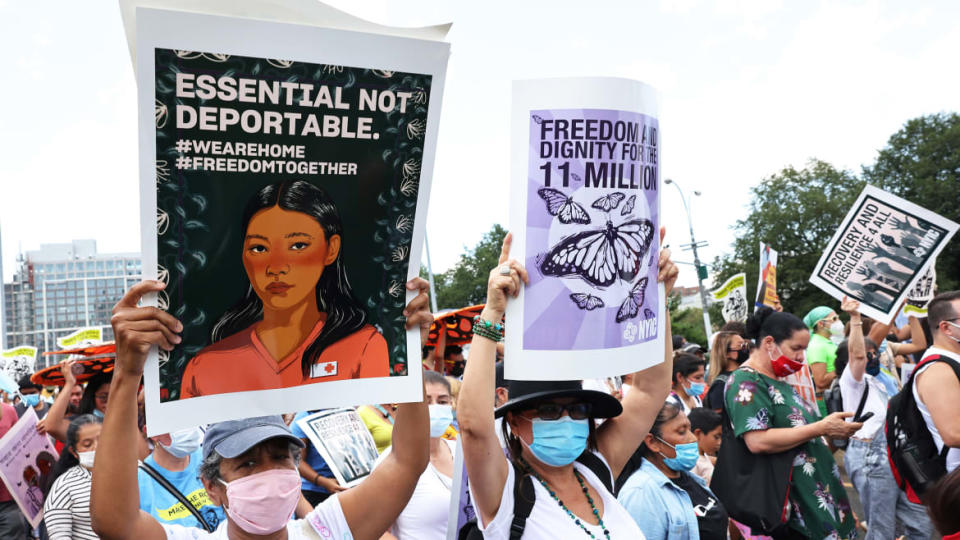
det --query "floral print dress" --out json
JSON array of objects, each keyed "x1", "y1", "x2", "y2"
[{"x1": 725, "y1": 368, "x2": 855, "y2": 540}]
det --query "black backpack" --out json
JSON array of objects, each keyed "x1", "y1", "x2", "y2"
[
  {"x1": 457, "y1": 452, "x2": 613, "y2": 540},
  {"x1": 885, "y1": 354, "x2": 960, "y2": 504}
]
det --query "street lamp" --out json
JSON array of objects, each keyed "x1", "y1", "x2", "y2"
[{"x1": 664, "y1": 178, "x2": 713, "y2": 345}]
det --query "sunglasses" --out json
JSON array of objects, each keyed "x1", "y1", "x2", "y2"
[
  {"x1": 727, "y1": 342, "x2": 749, "y2": 352},
  {"x1": 526, "y1": 402, "x2": 592, "y2": 421}
]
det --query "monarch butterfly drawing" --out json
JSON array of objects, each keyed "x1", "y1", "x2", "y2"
[
  {"x1": 592, "y1": 192, "x2": 627, "y2": 213},
  {"x1": 539, "y1": 218, "x2": 655, "y2": 288},
  {"x1": 537, "y1": 188, "x2": 591, "y2": 224},
  {"x1": 621, "y1": 195, "x2": 636, "y2": 216},
  {"x1": 569, "y1": 293, "x2": 605, "y2": 311},
  {"x1": 616, "y1": 278, "x2": 649, "y2": 323}
]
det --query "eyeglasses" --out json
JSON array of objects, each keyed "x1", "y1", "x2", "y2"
[
  {"x1": 527, "y1": 402, "x2": 592, "y2": 420},
  {"x1": 94, "y1": 393, "x2": 109, "y2": 403},
  {"x1": 727, "y1": 342, "x2": 749, "y2": 352}
]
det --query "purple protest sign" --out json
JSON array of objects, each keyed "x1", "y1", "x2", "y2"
[{"x1": 506, "y1": 79, "x2": 665, "y2": 380}]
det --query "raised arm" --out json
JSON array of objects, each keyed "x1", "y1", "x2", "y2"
[
  {"x1": 338, "y1": 278, "x2": 433, "y2": 540},
  {"x1": 91, "y1": 280, "x2": 181, "y2": 540},
  {"x1": 597, "y1": 226, "x2": 678, "y2": 479},
  {"x1": 36, "y1": 358, "x2": 78, "y2": 442},
  {"x1": 891, "y1": 315, "x2": 928, "y2": 357},
  {"x1": 459, "y1": 233, "x2": 527, "y2": 526},
  {"x1": 843, "y1": 297, "x2": 867, "y2": 382}
]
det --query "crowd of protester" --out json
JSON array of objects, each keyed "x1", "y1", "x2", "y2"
[{"x1": 0, "y1": 233, "x2": 957, "y2": 540}]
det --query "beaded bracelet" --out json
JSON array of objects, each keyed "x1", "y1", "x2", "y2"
[{"x1": 472, "y1": 315, "x2": 504, "y2": 342}]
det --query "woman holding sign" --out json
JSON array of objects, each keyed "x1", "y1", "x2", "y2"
[
  {"x1": 180, "y1": 180, "x2": 389, "y2": 398},
  {"x1": 458, "y1": 230, "x2": 678, "y2": 539}
]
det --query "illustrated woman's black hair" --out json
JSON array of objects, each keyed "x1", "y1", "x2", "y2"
[{"x1": 210, "y1": 180, "x2": 369, "y2": 378}]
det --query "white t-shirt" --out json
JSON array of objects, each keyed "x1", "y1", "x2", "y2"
[
  {"x1": 161, "y1": 493, "x2": 351, "y2": 539},
  {"x1": 378, "y1": 439, "x2": 456, "y2": 540},
  {"x1": 472, "y1": 453, "x2": 644, "y2": 540},
  {"x1": 913, "y1": 347, "x2": 960, "y2": 473},
  {"x1": 666, "y1": 391, "x2": 700, "y2": 415},
  {"x1": 839, "y1": 366, "x2": 889, "y2": 439}
]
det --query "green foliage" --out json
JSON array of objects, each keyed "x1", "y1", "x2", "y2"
[
  {"x1": 668, "y1": 292, "x2": 709, "y2": 347},
  {"x1": 712, "y1": 160, "x2": 865, "y2": 318},
  {"x1": 863, "y1": 112, "x2": 960, "y2": 291},
  {"x1": 427, "y1": 225, "x2": 508, "y2": 310}
]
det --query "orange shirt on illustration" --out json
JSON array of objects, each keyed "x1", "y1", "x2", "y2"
[{"x1": 179, "y1": 321, "x2": 389, "y2": 399}]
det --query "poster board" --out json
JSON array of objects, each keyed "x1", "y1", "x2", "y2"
[
  {"x1": 903, "y1": 262, "x2": 936, "y2": 317},
  {"x1": 135, "y1": 8, "x2": 449, "y2": 434},
  {"x1": 296, "y1": 408, "x2": 379, "y2": 487},
  {"x1": 711, "y1": 273, "x2": 748, "y2": 323},
  {"x1": 755, "y1": 242, "x2": 779, "y2": 309},
  {"x1": 446, "y1": 437, "x2": 476, "y2": 539},
  {"x1": 809, "y1": 185, "x2": 958, "y2": 322},
  {"x1": 505, "y1": 77, "x2": 664, "y2": 380},
  {"x1": 0, "y1": 408, "x2": 59, "y2": 528},
  {"x1": 0, "y1": 346, "x2": 38, "y2": 382}
]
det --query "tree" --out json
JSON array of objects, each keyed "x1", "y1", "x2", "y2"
[
  {"x1": 712, "y1": 160, "x2": 865, "y2": 318},
  {"x1": 424, "y1": 224, "x2": 508, "y2": 310},
  {"x1": 863, "y1": 112, "x2": 960, "y2": 291},
  {"x1": 667, "y1": 293, "x2": 709, "y2": 348}
]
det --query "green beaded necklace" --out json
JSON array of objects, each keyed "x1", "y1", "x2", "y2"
[{"x1": 531, "y1": 469, "x2": 612, "y2": 539}]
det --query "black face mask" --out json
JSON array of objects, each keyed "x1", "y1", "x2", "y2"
[
  {"x1": 450, "y1": 362, "x2": 465, "y2": 377},
  {"x1": 734, "y1": 349, "x2": 749, "y2": 364},
  {"x1": 865, "y1": 352, "x2": 880, "y2": 376}
]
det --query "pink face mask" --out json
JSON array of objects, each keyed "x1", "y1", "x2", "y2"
[{"x1": 219, "y1": 468, "x2": 301, "y2": 534}]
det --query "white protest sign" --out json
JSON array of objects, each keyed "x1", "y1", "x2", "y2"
[
  {"x1": 711, "y1": 273, "x2": 748, "y2": 323},
  {"x1": 809, "y1": 185, "x2": 958, "y2": 322},
  {"x1": 296, "y1": 408, "x2": 379, "y2": 487}
]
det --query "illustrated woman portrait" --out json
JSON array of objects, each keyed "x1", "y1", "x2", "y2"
[{"x1": 180, "y1": 180, "x2": 388, "y2": 399}]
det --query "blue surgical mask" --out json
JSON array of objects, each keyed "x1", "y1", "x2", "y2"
[
  {"x1": 657, "y1": 437, "x2": 700, "y2": 472},
  {"x1": 865, "y1": 352, "x2": 881, "y2": 376},
  {"x1": 160, "y1": 427, "x2": 204, "y2": 458},
  {"x1": 92, "y1": 409, "x2": 104, "y2": 419},
  {"x1": 684, "y1": 381, "x2": 705, "y2": 397},
  {"x1": 22, "y1": 393, "x2": 40, "y2": 408},
  {"x1": 428, "y1": 404, "x2": 454, "y2": 438},
  {"x1": 521, "y1": 416, "x2": 589, "y2": 467}
]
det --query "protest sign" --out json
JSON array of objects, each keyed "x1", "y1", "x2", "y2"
[
  {"x1": 810, "y1": 185, "x2": 958, "y2": 322},
  {"x1": 903, "y1": 262, "x2": 936, "y2": 318},
  {"x1": 296, "y1": 408, "x2": 379, "y2": 487},
  {"x1": 0, "y1": 346, "x2": 37, "y2": 381},
  {"x1": 755, "y1": 243, "x2": 779, "y2": 309},
  {"x1": 711, "y1": 273, "x2": 748, "y2": 323},
  {"x1": 446, "y1": 438, "x2": 476, "y2": 540},
  {"x1": 134, "y1": 8, "x2": 449, "y2": 434},
  {"x1": 56, "y1": 327, "x2": 103, "y2": 349},
  {"x1": 506, "y1": 78, "x2": 664, "y2": 380},
  {"x1": 782, "y1": 365, "x2": 820, "y2": 419},
  {"x1": 0, "y1": 408, "x2": 59, "y2": 528}
]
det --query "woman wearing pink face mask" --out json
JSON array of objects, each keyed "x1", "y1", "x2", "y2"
[{"x1": 721, "y1": 306, "x2": 863, "y2": 539}]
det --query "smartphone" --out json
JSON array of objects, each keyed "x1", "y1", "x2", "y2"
[{"x1": 855, "y1": 411, "x2": 875, "y2": 423}]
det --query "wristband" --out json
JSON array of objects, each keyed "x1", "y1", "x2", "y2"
[{"x1": 472, "y1": 315, "x2": 504, "y2": 342}]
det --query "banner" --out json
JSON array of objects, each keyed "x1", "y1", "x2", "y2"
[
  {"x1": 506, "y1": 78, "x2": 664, "y2": 380},
  {"x1": 0, "y1": 408, "x2": 59, "y2": 528},
  {"x1": 56, "y1": 327, "x2": 104, "y2": 349},
  {"x1": 809, "y1": 185, "x2": 958, "y2": 322},
  {"x1": 711, "y1": 273, "x2": 748, "y2": 323},
  {"x1": 135, "y1": 9, "x2": 449, "y2": 434},
  {"x1": 0, "y1": 346, "x2": 38, "y2": 382},
  {"x1": 755, "y1": 242, "x2": 779, "y2": 309},
  {"x1": 296, "y1": 408, "x2": 379, "y2": 487}
]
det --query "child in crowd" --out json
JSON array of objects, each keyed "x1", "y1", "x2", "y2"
[{"x1": 688, "y1": 407, "x2": 721, "y2": 484}]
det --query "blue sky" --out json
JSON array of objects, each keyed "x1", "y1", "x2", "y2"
[{"x1": 1, "y1": 0, "x2": 958, "y2": 288}]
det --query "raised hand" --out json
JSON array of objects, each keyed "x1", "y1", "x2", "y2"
[
  {"x1": 110, "y1": 280, "x2": 182, "y2": 377},
  {"x1": 657, "y1": 227, "x2": 679, "y2": 296},
  {"x1": 403, "y1": 277, "x2": 434, "y2": 346},
  {"x1": 485, "y1": 233, "x2": 529, "y2": 315}
]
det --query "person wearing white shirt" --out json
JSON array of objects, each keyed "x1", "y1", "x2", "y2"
[{"x1": 839, "y1": 297, "x2": 932, "y2": 540}]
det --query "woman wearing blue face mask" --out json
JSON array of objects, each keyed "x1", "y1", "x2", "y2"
[
  {"x1": 667, "y1": 354, "x2": 706, "y2": 415},
  {"x1": 618, "y1": 402, "x2": 728, "y2": 540},
  {"x1": 459, "y1": 231, "x2": 679, "y2": 540}
]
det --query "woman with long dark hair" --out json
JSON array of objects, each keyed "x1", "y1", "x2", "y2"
[
  {"x1": 43, "y1": 414, "x2": 102, "y2": 539},
  {"x1": 180, "y1": 180, "x2": 388, "y2": 398}
]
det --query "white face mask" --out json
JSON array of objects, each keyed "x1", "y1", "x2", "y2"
[
  {"x1": 828, "y1": 320, "x2": 844, "y2": 336},
  {"x1": 78, "y1": 450, "x2": 96, "y2": 469},
  {"x1": 945, "y1": 321, "x2": 960, "y2": 344},
  {"x1": 159, "y1": 427, "x2": 204, "y2": 458}
]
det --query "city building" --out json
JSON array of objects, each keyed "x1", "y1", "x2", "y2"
[{"x1": 2, "y1": 240, "x2": 141, "y2": 369}]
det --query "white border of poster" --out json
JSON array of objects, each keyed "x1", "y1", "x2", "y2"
[
  {"x1": 505, "y1": 77, "x2": 664, "y2": 381},
  {"x1": 809, "y1": 185, "x2": 958, "y2": 323},
  {"x1": 137, "y1": 8, "x2": 448, "y2": 435},
  {"x1": 295, "y1": 408, "x2": 379, "y2": 488}
]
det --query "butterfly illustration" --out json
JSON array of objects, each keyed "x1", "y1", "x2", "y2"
[
  {"x1": 569, "y1": 293, "x2": 605, "y2": 311},
  {"x1": 643, "y1": 308, "x2": 655, "y2": 319},
  {"x1": 532, "y1": 114, "x2": 544, "y2": 124},
  {"x1": 592, "y1": 192, "x2": 626, "y2": 213},
  {"x1": 621, "y1": 195, "x2": 636, "y2": 216},
  {"x1": 539, "y1": 218, "x2": 655, "y2": 287},
  {"x1": 537, "y1": 188, "x2": 591, "y2": 224},
  {"x1": 617, "y1": 278, "x2": 649, "y2": 323},
  {"x1": 571, "y1": 173, "x2": 582, "y2": 183}
]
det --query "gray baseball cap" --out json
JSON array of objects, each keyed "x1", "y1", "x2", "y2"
[{"x1": 202, "y1": 415, "x2": 304, "y2": 461}]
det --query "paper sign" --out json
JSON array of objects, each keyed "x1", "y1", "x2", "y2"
[
  {"x1": 905, "y1": 262, "x2": 936, "y2": 311},
  {"x1": 809, "y1": 186, "x2": 958, "y2": 322},
  {"x1": 506, "y1": 78, "x2": 664, "y2": 380},
  {"x1": 446, "y1": 438, "x2": 476, "y2": 539},
  {"x1": 135, "y1": 8, "x2": 449, "y2": 434},
  {"x1": 296, "y1": 408, "x2": 379, "y2": 487},
  {"x1": 756, "y1": 243, "x2": 779, "y2": 309},
  {"x1": 712, "y1": 273, "x2": 748, "y2": 323},
  {"x1": 56, "y1": 327, "x2": 104, "y2": 349},
  {"x1": 0, "y1": 408, "x2": 59, "y2": 528},
  {"x1": 0, "y1": 346, "x2": 38, "y2": 382}
]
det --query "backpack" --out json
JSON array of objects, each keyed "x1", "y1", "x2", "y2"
[
  {"x1": 457, "y1": 452, "x2": 613, "y2": 540},
  {"x1": 823, "y1": 376, "x2": 869, "y2": 450},
  {"x1": 885, "y1": 354, "x2": 960, "y2": 504}
]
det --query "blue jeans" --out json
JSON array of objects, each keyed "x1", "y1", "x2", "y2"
[{"x1": 844, "y1": 434, "x2": 933, "y2": 540}]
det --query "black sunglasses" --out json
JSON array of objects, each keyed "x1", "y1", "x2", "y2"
[
  {"x1": 527, "y1": 402, "x2": 592, "y2": 421},
  {"x1": 727, "y1": 342, "x2": 749, "y2": 352}
]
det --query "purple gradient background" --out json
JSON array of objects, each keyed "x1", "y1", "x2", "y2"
[{"x1": 523, "y1": 108, "x2": 659, "y2": 350}]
